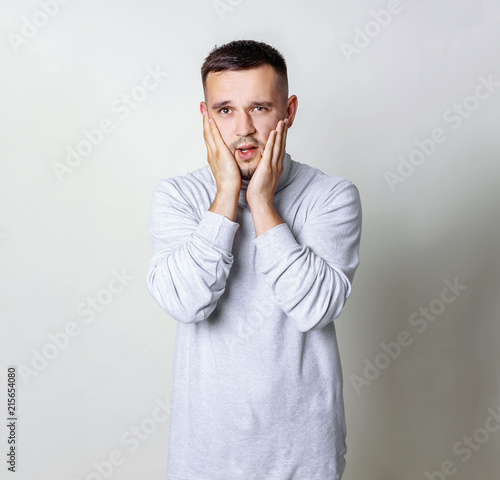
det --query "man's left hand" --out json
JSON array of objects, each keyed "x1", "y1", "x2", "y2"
[{"x1": 246, "y1": 117, "x2": 289, "y2": 208}]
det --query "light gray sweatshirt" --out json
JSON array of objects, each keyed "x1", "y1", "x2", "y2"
[{"x1": 146, "y1": 152, "x2": 362, "y2": 480}]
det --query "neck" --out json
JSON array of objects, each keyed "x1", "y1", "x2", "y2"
[{"x1": 238, "y1": 151, "x2": 292, "y2": 206}]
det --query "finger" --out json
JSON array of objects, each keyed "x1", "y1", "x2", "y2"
[
  {"x1": 202, "y1": 111, "x2": 216, "y2": 152},
  {"x1": 260, "y1": 116, "x2": 282, "y2": 159},
  {"x1": 272, "y1": 120, "x2": 284, "y2": 166},
  {"x1": 261, "y1": 128, "x2": 277, "y2": 166},
  {"x1": 280, "y1": 117, "x2": 289, "y2": 158},
  {"x1": 275, "y1": 118, "x2": 288, "y2": 166},
  {"x1": 208, "y1": 116, "x2": 229, "y2": 153}
]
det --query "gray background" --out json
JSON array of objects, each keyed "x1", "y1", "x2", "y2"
[{"x1": 1, "y1": 0, "x2": 499, "y2": 479}]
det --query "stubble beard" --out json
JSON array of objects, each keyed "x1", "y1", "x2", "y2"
[
  {"x1": 231, "y1": 135, "x2": 264, "y2": 182},
  {"x1": 238, "y1": 160, "x2": 257, "y2": 181}
]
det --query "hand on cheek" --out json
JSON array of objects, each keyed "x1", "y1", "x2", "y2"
[
  {"x1": 202, "y1": 111, "x2": 242, "y2": 196},
  {"x1": 247, "y1": 117, "x2": 289, "y2": 207}
]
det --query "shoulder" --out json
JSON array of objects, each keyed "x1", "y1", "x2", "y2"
[
  {"x1": 289, "y1": 157, "x2": 361, "y2": 205},
  {"x1": 150, "y1": 165, "x2": 215, "y2": 214},
  {"x1": 152, "y1": 165, "x2": 214, "y2": 199},
  {"x1": 154, "y1": 164, "x2": 214, "y2": 194}
]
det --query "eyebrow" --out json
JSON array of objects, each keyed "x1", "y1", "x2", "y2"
[{"x1": 211, "y1": 100, "x2": 275, "y2": 110}]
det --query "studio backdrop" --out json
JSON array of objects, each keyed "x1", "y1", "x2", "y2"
[{"x1": 1, "y1": 0, "x2": 499, "y2": 479}]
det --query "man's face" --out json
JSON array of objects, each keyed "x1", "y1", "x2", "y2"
[{"x1": 201, "y1": 65, "x2": 288, "y2": 181}]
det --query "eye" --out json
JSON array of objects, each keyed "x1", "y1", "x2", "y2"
[
  {"x1": 219, "y1": 107, "x2": 231, "y2": 115},
  {"x1": 254, "y1": 106, "x2": 267, "y2": 112}
]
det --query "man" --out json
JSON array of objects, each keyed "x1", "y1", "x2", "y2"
[{"x1": 146, "y1": 39, "x2": 362, "y2": 480}]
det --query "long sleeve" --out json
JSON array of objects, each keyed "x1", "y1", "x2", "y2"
[
  {"x1": 146, "y1": 179, "x2": 240, "y2": 323},
  {"x1": 253, "y1": 179, "x2": 362, "y2": 332}
]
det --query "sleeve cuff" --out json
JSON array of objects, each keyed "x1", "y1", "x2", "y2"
[
  {"x1": 253, "y1": 222, "x2": 299, "y2": 268},
  {"x1": 194, "y1": 210, "x2": 240, "y2": 252}
]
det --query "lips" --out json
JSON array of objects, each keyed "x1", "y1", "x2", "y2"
[
  {"x1": 236, "y1": 145, "x2": 258, "y2": 160},
  {"x1": 237, "y1": 144, "x2": 257, "y2": 152}
]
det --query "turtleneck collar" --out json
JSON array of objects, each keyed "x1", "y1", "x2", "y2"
[
  {"x1": 238, "y1": 151, "x2": 293, "y2": 208},
  {"x1": 206, "y1": 152, "x2": 293, "y2": 209}
]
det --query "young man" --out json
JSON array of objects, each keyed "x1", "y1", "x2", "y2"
[{"x1": 146, "y1": 39, "x2": 362, "y2": 480}]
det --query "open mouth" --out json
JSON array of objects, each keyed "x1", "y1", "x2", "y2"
[
  {"x1": 237, "y1": 145, "x2": 257, "y2": 152},
  {"x1": 236, "y1": 146, "x2": 258, "y2": 160}
]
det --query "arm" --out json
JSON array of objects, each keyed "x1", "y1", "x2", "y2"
[
  {"x1": 146, "y1": 108, "x2": 244, "y2": 323},
  {"x1": 253, "y1": 180, "x2": 362, "y2": 332},
  {"x1": 146, "y1": 179, "x2": 240, "y2": 323}
]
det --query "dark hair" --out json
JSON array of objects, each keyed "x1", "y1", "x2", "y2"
[{"x1": 201, "y1": 39, "x2": 288, "y2": 103}]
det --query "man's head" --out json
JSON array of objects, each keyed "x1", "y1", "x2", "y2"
[{"x1": 200, "y1": 40, "x2": 298, "y2": 181}]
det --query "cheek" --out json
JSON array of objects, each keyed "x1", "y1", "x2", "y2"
[
  {"x1": 215, "y1": 122, "x2": 232, "y2": 145},
  {"x1": 257, "y1": 118, "x2": 279, "y2": 142}
]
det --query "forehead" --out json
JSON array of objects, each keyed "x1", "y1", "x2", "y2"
[{"x1": 205, "y1": 65, "x2": 279, "y2": 104}]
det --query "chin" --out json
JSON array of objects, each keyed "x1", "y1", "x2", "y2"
[
  {"x1": 239, "y1": 165, "x2": 255, "y2": 181},
  {"x1": 238, "y1": 157, "x2": 260, "y2": 181},
  {"x1": 239, "y1": 165, "x2": 256, "y2": 181}
]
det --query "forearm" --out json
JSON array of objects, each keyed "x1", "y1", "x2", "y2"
[
  {"x1": 209, "y1": 191, "x2": 239, "y2": 223},
  {"x1": 252, "y1": 181, "x2": 362, "y2": 332},
  {"x1": 147, "y1": 181, "x2": 240, "y2": 323},
  {"x1": 147, "y1": 230, "x2": 234, "y2": 323},
  {"x1": 249, "y1": 200, "x2": 285, "y2": 237},
  {"x1": 254, "y1": 224, "x2": 354, "y2": 332}
]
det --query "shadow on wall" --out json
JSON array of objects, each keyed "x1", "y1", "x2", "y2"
[{"x1": 346, "y1": 151, "x2": 500, "y2": 479}]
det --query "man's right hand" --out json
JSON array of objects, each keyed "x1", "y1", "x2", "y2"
[
  {"x1": 203, "y1": 110, "x2": 242, "y2": 196},
  {"x1": 202, "y1": 110, "x2": 241, "y2": 222}
]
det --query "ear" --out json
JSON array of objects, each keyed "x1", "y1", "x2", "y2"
[
  {"x1": 284, "y1": 95, "x2": 298, "y2": 128},
  {"x1": 200, "y1": 101, "x2": 208, "y2": 116}
]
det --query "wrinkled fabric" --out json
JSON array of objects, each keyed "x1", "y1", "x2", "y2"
[{"x1": 146, "y1": 152, "x2": 362, "y2": 480}]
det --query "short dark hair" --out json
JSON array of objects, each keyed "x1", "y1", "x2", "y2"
[{"x1": 201, "y1": 39, "x2": 288, "y2": 104}]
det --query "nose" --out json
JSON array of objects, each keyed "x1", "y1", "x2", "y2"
[{"x1": 235, "y1": 111, "x2": 256, "y2": 137}]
